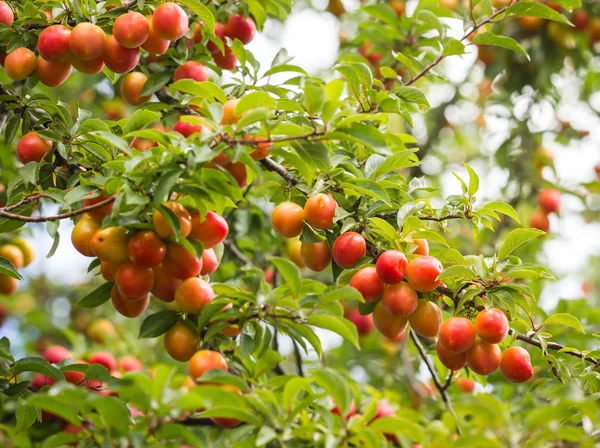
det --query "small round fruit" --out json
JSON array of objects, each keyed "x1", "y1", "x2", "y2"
[
  {"x1": 0, "y1": 274, "x2": 17, "y2": 295},
  {"x1": 115, "y1": 263, "x2": 155, "y2": 301},
  {"x1": 16, "y1": 132, "x2": 53, "y2": 164},
  {"x1": 4, "y1": 48, "x2": 37, "y2": 80},
  {"x1": 200, "y1": 248, "x2": 218, "y2": 275},
  {"x1": 304, "y1": 193, "x2": 337, "y2": 230},
  {"x1": 12, "y1": 237, "x2": 34, "y2": 267},
  {"x1": 118, "y1": 356, "x2": 143, "y2": 372},
  {"x1": 474, "y1": 308, "x2": 509, "y2": 344},
  {"x1": 175, "y1": 277, "x2": 214, "y2": 314},
  {"x1": 38, "y1": 25, "x2": 72, "y2": 62},
  {"x1": 70, "y1": 23, "x2": 105, "y2": 60},
  {"x1": 285, "y1": 238, "x2": 305, "y2": 268},
  {"x1": 151, "y1": 264, "x2": 182, "y2": 303},
  {"x1": 381, "y1": 282, "x2": 418, "y2": 317},
  {"x1": 537, "y1": 188, "x2": 561, "y2": 214},
  {"x1": 0, "y1": 1, "x2": 14, "y2": 27},
  {"x1": 332, "y1": 232, "x2": 366, "y2": 269},
  {"x1": 103, "y1": 35, "x2": 140, "y2": 73},
  {"x1": 0, "y1": 244, "x2": 24, "y2": 269},
  {"x1": 436, "y1": 340, "x2": 468, "y2": 370},
  {"x1": 173, "y1": 118, "x2": 203, "y2": 138},
  {"x1": 455, "y1": 377, "x2": 475, "y2": 393},
  {"x1": 111, "y1": 286, "x2": 149, "y2": 318},
  {"x1": 271, "y1": 202, "x2": 305, "y2": 238},
  {"x1": 89, "y1": 351, "x2": 117, "y2": 372},
  {"x1": 188, "y1": 350, "x2": 228, "y2": 382},
  {"x1": 127, "y1": 231, "x2": 166, "y2": 268},
  {"x1": 164, "y1": 322, "x2": 199, "y2": 362},
  {"x1": 350, "y1": 266, "x2": 385, "y2": 302},
  {"x1": 530, "y1": 210, "x2": 550, "y2": 232},
  {"x1": 413, "y1": 238, "x2": 429, "y2": 256},
  {"x1": 346, "y1": 308, "x2": 374, "y2": 336},
  {"x1": 221, "y1": 98, "x2": 241, "y2": 125},
  {"x1": 153, "y1": 202, "x2": 192, "y2": 239},
  {"x1": 90, "y1": 227, "x2": 129, "y2": 264},
  {"x1": 376, "y1": 250, "x2": 408, "y2": 284},
  {"x1": 406, "y1": 255, "x2": 443, "y2": 293},
  {"x1": 409, "y1": 300, "x2": 442, "y2": 338},
  {"x1": 373, "y1": 301, "x2": 408, "y2": 339},
  {"x1": 43, "y1": 345, "x2": 71, "y2": 364},
  {"x1": 300, "y1": 241, "x2": 331, "y2": 272},
  {"x1": 69, "y1": 54, "x2": 105, "y2": 74},
  {"x1": 163, "y1": 243, "x2": 202, "y2": 279},
  {"x1": 87, "y1": 318, "x2": 116, "y2": 343},
  {"x1": 152, "y1": 2, "x2": 189, "y2": 41},
  {"x1": 189, "y1": 211, "x2": 229, "y2": 248},
  {"x1": 500, "y1": 346, "x2": 533, "y2": 383},
  {"x1": 466, "y1": 340, "x2": 501, "y2": 375},
  {"x1": 142, "y1": 15, "x2": 170, "y2": 54},
  {"x1": 37, "y1": 57, "x2": 72, "y2": 87},
  {"x1": 113, "y1": 11, "x2": 149, "y2": 49},
  {"x1": 173, "y1": 61, "x2": 208, "y2": 82},
  {"x1": 223, "y1": 14, "x2": 256, "y2": 45},
  {"x1": 71, "y1": 216, "x2": 101, "y2": 257},
  {"x1": 438, "y1": 317, "x2": 476, "y2": 353},
  {"x1": 120, "y1": 72, "x2": 151, "y2": 106}
]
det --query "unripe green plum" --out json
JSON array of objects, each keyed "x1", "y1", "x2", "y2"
[
  {"x1": 127, "y1": 230, "x2": 166, "y2": 268},
  {"x1": 406, "y1": 255, "x2": 443, "y2": 293},
  {"x1": 113, "y1": 11, "x2": 149, "y2": 48},
  {"x1": 70, "y1": 23, "x2": 105, "y2": 60},
  {"x1": 153, "y1": 202, "x2": 192, "y2": 238},
  {"x1": 4, "y1": 48, "x2": 37, "y2": 80},
  {"x1": 164, "y1": 322, "x2": 199, "y2": 362},
  {"x1": 103, "y1": 35, "x2": 140, "y2": 73},
  {"x1": 304, "y1": 193, "x2": 337, "y2": 230},
  {"x1": 500, "y1": 346, "x2": 533, "y2": 383},
  {"x1": 111, "y1": 286, "x2": 149, "y2": 318},
  {"x1": 466, "y1": 340, "x2": 501, "y2": 375},
  {"x1": 271, "y1": 202, "x2": 305, "y2": 238},
  {"x1": 300, "y1": 240, "x2": 331, "y2": 272},
  {"x1": 38, "y1": 25, "x2": 72, "y2": 62},
  {"x1": 173, "y1": 61, "x2": 208, "y2": 82},
  {"x1": 373, "y1": 301, "x2": 408, "y2": 339},
  {"x1": 381, "y1": 282, "x2": 418, "y2": 317},
  {"x1": 409, "y1": 299, "x2": 442, "y2": 338},
  {"x1": 349, "y1": 266, "x2": 385, "y2": 302},
  {"x1": 163, "y1": 243, "x2": 202, "y2": 279},
  {"x1": 16, "y1": 132, "x2": 53, "y2": 164},
  {"x1": 332, "y1": 232, "x2": 366, "y2": 269},
  {"x1": 151, "y1": 264, "x2": 181, "y2": 302},
  {"x1": 37, "y1": 56, "x2": 72, "y2": 87},
  {"x1": 152, "y1": 3, "x2": 189, "y2": 41},
  {"x1": 376, "y1": 250, "x2": 408, "y2": 284},
  {"x1": 120, "y1": 72, "x2": 151, "y2": 106},
  {"x1": 115, "y1": 263, "x2": 155, "y2": 301},
  {"x1": 189, "y1": 211, "x2": 229, "y2": 249},
  {"x1": 90, "y1": 227, "x2": 129, "y2": 264},
  {"x1": 436, "y1": 340, "x2": 467, "y2": 370},
  {"x1": 438, "y1": 317, "x2": 476, "y2": 353},
  {"x1": 71, "y1": 216, "x2": 101, "y2": 257},
  {"x1": 188, "y1": 350, "x2": 228, "y2": 382},
  {"x1": 175, "y1": 277, "x2": 214, "y2": 314},
  {"x1": 474, "y1": 308, "x2": 509, "y2": 344}
]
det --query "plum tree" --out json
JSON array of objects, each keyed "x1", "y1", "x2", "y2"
[
  {"x1": 331, "y1": 232, "x2": 366, "y2": 269},
  {"x1": 142, "y1": 15, "x2": 170, "y2": 55},
  {"x1": 200, "y1": 249, "x2": 219, "y2": 275},
  {"x1": 89, "y1": 352, "x2": 117, "y2": 372},
  {"x1": 224, "y1": 14, "x2": 256, "y2": 45},
  {"x1": 163, "y1": 243, "x2": 202, "y2": 279},
  {"x1": 71, "y1": 216, "x2": 102, "y2": 257},
  {"x1": 537, "y1": 188, "x2": 561, "y2": 214},
  {"x1": 373, "y1": 301, "x2": 408, "y2": 339},
  {"x1": 0, "y1": 1, "x2": 14, "y2": 27},
  {"x1": 530, "y1": 210, "x2": 550, "y2": 232},
  {"x1": 127, "y1": 231, "x2": 166, "y2": 268},
  {"x1": 173, "y1": 117, "x2": 203, "y2": 138},
  {"x1": 111, "y1": 286, "x2": 150, "y2": 318},
  {"x1": 37, "y1": 57, "x2": 72, "y2": 87},
  {"x1": 436, "y1": 341, "x2": 468, "y2": 370},
  {"x1": 82, "y1": 190, "x2": 114, "y2": 222},
  {"x1": 0, "y1": 244, "x2": 24, "y2": 269}
]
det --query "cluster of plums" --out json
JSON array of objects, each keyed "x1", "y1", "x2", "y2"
[
  {"x1": 0, "y1": 1, "x2": 256, "y2": 87},
  {"x1": 530, "y1": 188, "x2": 561, "y2": 233},
  {"x1": 70, "y1": 191, "x2": 228, "y2": 322},
  {"x1": 0, "y1": 237, "x2": 34, "y2": 295}
]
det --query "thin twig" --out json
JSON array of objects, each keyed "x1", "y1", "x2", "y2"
[{"x1": 0, "y1": 196, "x2": 115, "y2": 222}]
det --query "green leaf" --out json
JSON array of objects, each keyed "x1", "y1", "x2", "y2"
[
  {"x1": 27, "y1": 396, "x2": 79, "y2": 426},
  {"x1": 498, "y1": 228, "x2": 545, "y2": 260},
  {"x1": 463, "y1": 163, "x2": 479, "y2": 197},
  {"x1": 75, "y1": 282, "x2": 113, "y2": 308},
  {"x1": 197, "y1": 406, "x2": 262, "y2": 425},
  {"x1": 416, "y1": 10, "x2": 443, "y2": 36},
  {"x1": 295, "y1": 142, "x2": 331, "y2": 172},
  {"x1": 236, "y1": 92, "x2": 276, "y2": 115},
  {"x1": 505, "y1": 2, "x2": 570, "y2": 25},
  {"x1": 369, "y1": 150, "x2": 416, "y2": 180},
  {"x1": 269, "y1": 256, "x2": 302, "y2": 298},
  {"x1": 16, "y1": 401, "x2": 40, "y2": 434},
  {"x1": 153, "y1": 169, "x2": 182, "y2": 205},
  {"x1": 443, "y1": 38, "x2": 466, "y2": 57},
  {"x1": 140, "y1": 71, "x2": 172, "y2": 97},
  {"x1": 139, "y1": 311, "x2": 180, "y2": 338},
  {"x1": 177, "y1": 0, "x2": 216, "y2": 32},
  {"x1": 0, "y1": 257, "x2": 23, "y2": 280},
  {"x1": 12, "y1": 357, "x2": 65, "y2": 381},
  {"x1": 480, "y1": 201, "x2": 520, "y2": 224},
  {"x1": 197, "y1": 370, "x2": 248, "y2": 392},
  {"x1": 341, "y1": 179, "x2": 391, "y2": 205},
  {"x1": 92, "y1": 132, "x2": 131, "y2": 155},
  {"x1": 90, "y1": 395, "x2": 131, "y2": 435},
  {"x1": 311, "y1": 368, "x2": 353, "y2": 417},
  {"x1": 437, "y1": 265, "x2": 477, "y2": 281},
  {"x1": 320, "y1": 286, "x2": 364, "y2": 304},
  {"x1": 473, "y1": 32, "x2": 529, "y2": 60},
  {"x1": 307, "y1": 314, "x2": 359, "y2": 349},
  {"x1": 369, "y1": 416, "x2": 424, "y2": 441},
  {"x1": 397, "y1": 202, "x2": 426, "y2": 229},
  {"x1": 544, "y1": 313, "x2": 585, "y2": 333}
]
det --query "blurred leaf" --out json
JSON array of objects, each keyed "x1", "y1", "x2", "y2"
[{"x1": 544, "y1": 313, "x2": 585, "y2": 333}]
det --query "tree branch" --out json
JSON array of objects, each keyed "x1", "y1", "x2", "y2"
[
  {"x1": 0, "y1": 196, "x2": 115, "y2": 222},
  {"x1": 223, "y1": 239, "x2": 252, "y2": 265}
]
